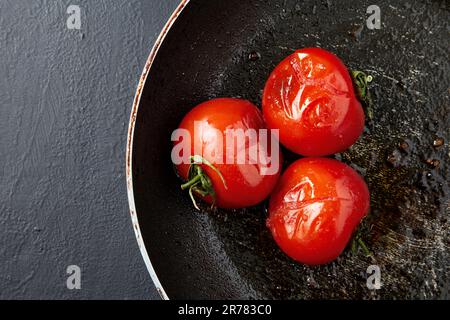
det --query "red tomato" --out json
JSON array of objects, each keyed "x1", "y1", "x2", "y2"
[
  {"x1": 267, "y1": 158, "x2": 370, "y2": 265},
  {"x1": 262, "y1": 48, "x2": 365, "y2": 156},
  {"x1": 174, "y1": 98, "x2": 282, "y2": 209}
]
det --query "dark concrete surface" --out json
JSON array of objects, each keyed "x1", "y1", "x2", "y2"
[{"x1": 0, "y1": 0, "x2": 179, "y2": 299}]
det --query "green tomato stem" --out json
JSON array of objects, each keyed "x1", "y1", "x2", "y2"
[
  {"x1": 180, "y1": 155, "x2": 227, "y2": 211},
  {"x1": 181, "y1": 174, "x2": 202, "y2": 190},
  {"x1": 351, "y1": 70, "x2": 374, "y2": 120}
]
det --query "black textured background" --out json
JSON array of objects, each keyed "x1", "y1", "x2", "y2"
[{"x1": 0, "y1": 0, "x2": 178, "y2": 299}]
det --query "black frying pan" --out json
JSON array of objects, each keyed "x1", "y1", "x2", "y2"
[{"x1": 126, "y1": 0, "x2": 449, "y2": 299}]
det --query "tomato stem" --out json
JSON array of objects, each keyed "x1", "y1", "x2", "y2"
[
  {"x1": 190, "y1": 155, "x2": 227, "y2": 189},
  {"x1": 351, "y1": 70, "x2": 374, "y2": 120},
  {"x1": 180, "y1": 155, "x2": 227, "y2": 211},
  {"x1": 188, "y1": 185, "x2": 201, "y2": 211},
  {"x1": 181, "y1": 174, "x2": 202, "y2": 190},
  {"x1": 357, "y1": 238, "x2": 372, "y2": 258},
  {"x1": 351, "y1": 231, "x2": 373, "y2": 258}
]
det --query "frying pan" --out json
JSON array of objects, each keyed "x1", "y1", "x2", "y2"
[{"x1": 126, "y1": 0, "x2": 449, "y2": 299}]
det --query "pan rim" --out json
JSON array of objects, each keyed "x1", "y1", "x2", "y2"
[{"x1": 125, "y1": 0, "x2": 191, "y2": 300}]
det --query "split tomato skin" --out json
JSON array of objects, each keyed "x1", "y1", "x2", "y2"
[
  {"x1": 267, "y1": 158, "x2": 370, "y2": 265},
  {"x1": 262, "y1": 48, "x2": 365, "y2": 156},
  {"x1": 175, "y1": 98, "x2": 282, "y2": 209}
]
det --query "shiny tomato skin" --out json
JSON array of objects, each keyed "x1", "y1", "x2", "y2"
[
  {"x1": 262, "y1": 48, "x2": 365, "y2": 156},
  {"x1": 267, "y1": 158, "x2": 370, "y2": 265},
  {"x1": 176, "y1": 98, "x2": 282, "y2": 209}
]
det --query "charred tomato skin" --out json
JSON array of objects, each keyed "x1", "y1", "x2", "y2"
[
  {"x1": 267, "y1": 158, "x2": 370, "y2": 265},
  {"x1": 175, "y1": 98, "x2": 282, "y2": 209},
  {"x1": 262, "y1": 48, "x2": 365, "y2": 156}
]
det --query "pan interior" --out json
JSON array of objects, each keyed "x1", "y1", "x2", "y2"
[{"x1": 132, "y1": 0, "x2": 449, "y2": 299}]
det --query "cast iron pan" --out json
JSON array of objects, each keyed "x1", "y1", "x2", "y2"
[{"x1": 126, "y1": 0, "x2": 449, "y2": 299}]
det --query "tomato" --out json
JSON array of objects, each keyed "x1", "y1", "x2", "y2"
[
  {"x1": 262, "y1": 48, "x2": 365, "y2": 156},
  {"x1": 173, "y1": 98, "x2": 282, "y2": 209},
  {"x1": 267, "y1": 158, "x2": 370, "y2": 265}
]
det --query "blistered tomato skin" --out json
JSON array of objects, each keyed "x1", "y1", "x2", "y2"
[
  {"x1": 176, "y1": 98, "x2": 282, "y2": 209},
  {"x1": 262, "y1": 48, "x2": 365, "y2": 156},
  {"x1": 267, "y1": 158, "x2": 370, "y2": 265}
]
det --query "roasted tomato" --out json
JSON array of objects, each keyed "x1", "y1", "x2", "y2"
[
  {"x1": 172, "y1": 98, "x2": 282, "y2": 209},
  {"x1": 267, "y1": 158, "x2": 370, "y2": 265},
  {"x1": 262, "y1": 48, "x2": 365, "y2": 156}
]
